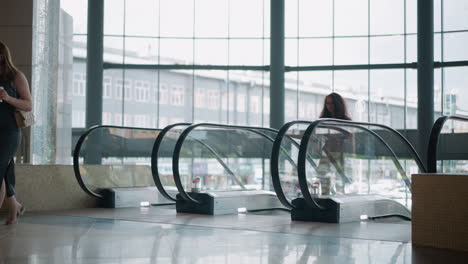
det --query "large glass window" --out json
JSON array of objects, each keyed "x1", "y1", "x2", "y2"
[
  {"x1": 284, "y1": 0, "x2": 430, "y2": 132},
  {"x1": 98, "y1": 0, "x2": 269, "y2": 132},
  {"x1": 46, "y1": 0, "x2": 468, "y2": 165}
]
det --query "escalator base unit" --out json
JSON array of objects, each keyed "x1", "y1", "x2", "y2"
[
  {"x1": 176, "y1": 190, "x2": 284, "y2": 215},
  {"x1": 291, "y1": 194, "x2": 411, "y2": 223},
  {"x1": 97, "y1": 187, "x2": 175, "y2": 208}
]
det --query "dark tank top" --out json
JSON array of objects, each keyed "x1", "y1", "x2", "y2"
[{"x1": 0, "y1": 77, "x2": 18, "y2": 130}]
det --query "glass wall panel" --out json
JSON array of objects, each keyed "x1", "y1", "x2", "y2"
[
  {"x1": 370, "y1": 36, "x2": 404, "y2": 64},
  {"x1": 406, "y1": 34, "x2": 417, "y2": 63},
  {"x1": 193, "y1": 70, "x2": 226, "y2": 124},
  {"x1": 370, "y1": 0, "x2": 404, "y2": 35},
  {"x1": 285, "y1": 0, "x2": 298, "y2": 38},
  {"x1": 444, "y1": 32, "x2": 468, "y2": 62},
  {"x1": 262, "y1": 87, "x2": 270, "y2": 127},
  {"x1": 229, "y1": 39, "x2": 264, "y2": 66},
  {"x1": 228, "y1": 71, "x2": 265, "y2": 127},
  {"x1": 434, "y1": 33, "x2": 442, "y2": 62},
  {"x1": 124, "y1": 37, "x2": 159, "y2": 64},
  {"x1": 298, "y1": 39, "x2": 333, "y2": 66},
  {"x1": 124, "y1": 0, "x2": 159, "y2": 37},
  {"x1": 334, "y1": 37, "x2": 368, "y2": 65},
  {"x1": 434, "y1": 0, "x2": 442, "y2": 32},
  {"x1": 229, "y1": 0, "x2": 264, "y2": 38},
  {"x1": 194, "y1": 39, "x2": 228, "y2": 65},
  {"x1": 443, "y1": 67, "x2": 468, "y2": 116},
  {"x1": 334, "y1": 70, "x2": 369, "y2": 122},
  {"x1": 263, "y1": 0, "x2": 271, "y2": 39},
  {"x1": 61, "y1": 0, "x2": 88, "y2": 34},
  {"x1": 298, "y1": 0, "x2": 333, "y2": 37},
  {"x1": 284, "y1": 72, "x2": 299, "y2": 122},
  {"x1": 285, "y1": 39, "x2": 298, "y2": 66},
  {"x1": 72, "y1": 42, "x2": 87, "y2": 128},
  {"x1": 194, "y1": 0, "x2": 228, "y2": 38},
  {"x1": 103, "y1": 36, "x2": 124, "y2": 63},
  {"x1": 104, "y1": 0, "x2": 124, "y2": 35},
  {"x1": 299, "y1": 71, "x2": 332, "y2": 92},
  {"x1": 101, "y1": 69, "x2": 121, "y2": 126},
  {"x1": 370, "y1": 69, "x2": 405, "y2": 128},
  {"x1": 335, "y1": 0, "x2": 368, "y2": 36},
  {"x1": 435, "y1": 68, "x2": 443, "y2": 115},
  {"x1": 443, "y1": 0, "x2": 468, "y2": 31},
  {"x1": 406, "y1": 69, "x2": 417, "y2": 129},
  {"x1": 406, "y1": 0, "x2": 417, "y2": 34},
  {"x1": 159, "y1": 39, "x2": 194, "y2": 64},
  {"x1": 159, "y1": 70, "x2": 193, "y2": 124},
  {"x1": 160, "y1": 0, "x2": 194, "y2": 37}
]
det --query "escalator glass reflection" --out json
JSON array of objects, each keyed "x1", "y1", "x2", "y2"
[
  {"x1": 172, "y1": 124, "x2": 279, "y2": 204},
  {"x1": 298, "y1": 119, "x2": 426, "y2": 211},
  {"x1": 152, "y1": 123, "x2": 191, "y2": 201},
  {"x1": 271, "y1": 122, "x2": 317, "y2": 209},
  {"x1": 73, "y1": 126, "x2": 161, "y2": 198},
  {"x1": 428, "y1": 115, "x2": 468, "y2": 173}
]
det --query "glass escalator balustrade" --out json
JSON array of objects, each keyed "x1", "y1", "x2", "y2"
[
  {"x1": 299, "y1": 120, "x2": 425, "y2": 211},
  {"x1": 74, "y1": 125, "x2": 162, "y2": 198},
  {"x1": 428, "y1": 115, "x2": 468, "y2": 173}
]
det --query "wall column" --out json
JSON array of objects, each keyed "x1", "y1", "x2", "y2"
[
  {"x1": 270, "y1": 0, "x2": 285, "y2": 129},
  {"x1": 86, "y1": 0, "x2": 104, "y2": 129},
  {"x1": 417, "y1": 0, "x2": 434, "y2": 168}
]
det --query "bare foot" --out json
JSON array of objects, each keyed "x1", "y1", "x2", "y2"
[{"x1": 5, "y1": 202, "x2": 24, "y2": 225}]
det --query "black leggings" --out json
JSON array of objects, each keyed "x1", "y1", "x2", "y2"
[{"x1": 0, "y1": 129, "x2": 21, "y2": 197}]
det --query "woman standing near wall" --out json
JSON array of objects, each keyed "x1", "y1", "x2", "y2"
[{"x1": 0, "y1": 41, "x2": 32, "y2": 225}]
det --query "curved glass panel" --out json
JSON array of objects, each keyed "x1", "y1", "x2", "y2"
[
  {"x1": 73, "y1": 126, "x2": 161, "y2": 198},
  {"x1": 298, "y1": 119, "x2": 425, "y2": 210},
  {"x1": 428, "y1": 115, "x2": 468, "y2": 173},
  {"x1": 173, "y1": 124, "x2": 279, "y2": 203},
  {"x1": 152, "y1": 123, "x2": 191, "y2": 201},
  {"x1": 272, "y1": 122, "x2": 318, "y2": 208}
]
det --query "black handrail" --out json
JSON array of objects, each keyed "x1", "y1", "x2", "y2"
[
  {"x1": 152, "y1": 123, "x2": 252, "y2": 201},
  {"x1": 271, "y1": 120, "x2": 373, "y2": 209},
  {"x1": 297, "y1": 119, "x2": 426, "y2": 210},
  {"x1": 271, "y1": 121, "x2": 315, "y2": 209},
  {"x1": 151, "y1": 123, "x2": 192, "y2": 201},
  {"x1": 172, "y1": 123, "x2": 284, "y2": 204},
  {"x1": 427, "y1": 115, "x2": 468, "y2": 172},
  {"x1": 73, "y1": 125, "x2": 161, "y2": 199}
]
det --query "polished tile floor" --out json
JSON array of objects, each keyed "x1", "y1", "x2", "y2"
[{"x1": 0, "y1": 205, "x2": 466, "y2": 264}]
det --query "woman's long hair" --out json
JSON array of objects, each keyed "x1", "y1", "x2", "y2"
[
  {"x1": 319, "y1": 92, "x2": 351, "y2": 120},
  {"x1": 0, "y1": 41, "x2": 19, "y2": 82}
]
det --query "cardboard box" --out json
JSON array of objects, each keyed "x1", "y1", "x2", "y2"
[{"x1": 412, "y1": 174, "x2": 468, "y2": 252}]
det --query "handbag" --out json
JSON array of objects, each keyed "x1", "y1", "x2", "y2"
[
  {"x1": 10, "y1": 80, "x2": 35, "y2": 128},
  {"x1": 15, "y1": 109, "x2": 35, "y2": 128}
]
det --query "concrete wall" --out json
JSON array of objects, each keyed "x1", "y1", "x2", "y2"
[
  {"x1": 8, "y1": 165, "x2": 96, "y2": 212},
  {"x1": 0, "y1": 0, "x2": 33, "y2": 81}
]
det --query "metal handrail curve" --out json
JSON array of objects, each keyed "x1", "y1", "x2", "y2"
[
  {"x1": 270, "y1": 121, "x2": 316, "y2": 209},
  {"x1": 427, "y1": 115, "x2": 468, "y2": 172},
  {"x1": 297, "y1": 118, "x2": 426, "y2": 210},
  {"x1": 73, "y1": 125, "x2": 161, "y2": 199},
  {"x1": 270, "y1": 120, "x2": 367, "y2": 209},
  {"x1": 152, "y1": 123, "x2": 254, "y2": 201},
  {"x1": 151, "y1": 123, "x2": 192, "y2": 201}
]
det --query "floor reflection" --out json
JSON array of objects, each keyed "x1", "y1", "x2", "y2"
[{"x1": 0, "y1": 214, "x2": 466, "y2": 264}]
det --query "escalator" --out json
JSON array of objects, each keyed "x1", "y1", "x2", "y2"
[
  {"x1": 427, "y1": 115, "x2": 468, "y2": 173},
  {"x1": 271, "y1": 119, "x2": 427, "y2": 223},
  {"x1": 167, "y1": 123, "x2": 290, "y2": 215},
  {"x1": 151, "y1": 123, "x2": 192, "y2": 202},
  {"x1": 73, "y1": 125, "x2": 172, "y2": 207}
]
